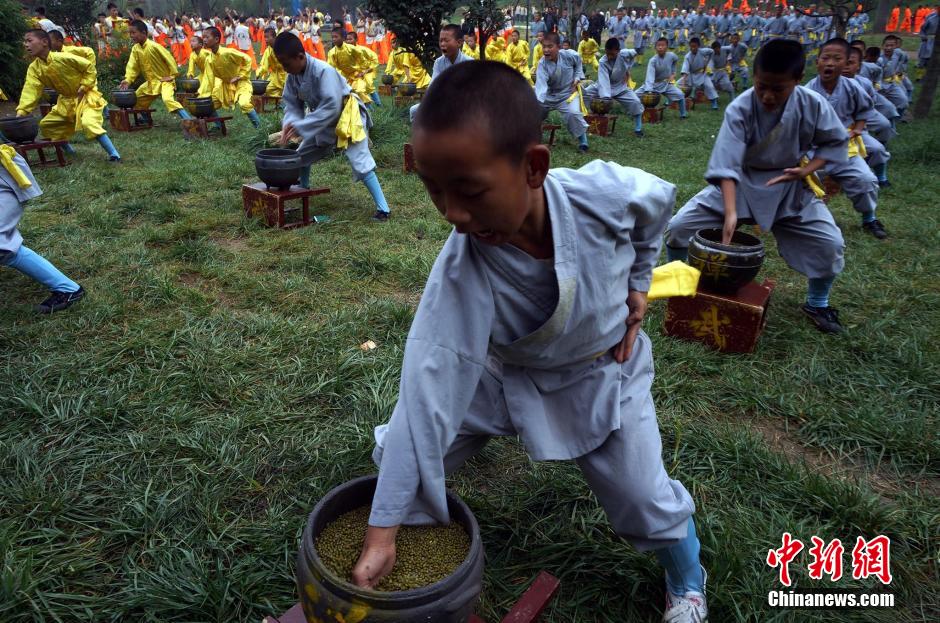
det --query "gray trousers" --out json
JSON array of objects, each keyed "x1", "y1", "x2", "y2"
[
  {"x1": 373, "y1": 331, "x2": 695, "y2": 552},
  {"x1": 861, "y1": 134, "x2": 890, "y2": 168},
  {"x1": 297, "y1": 108, "x2": 376, "y2": 181},
  {"x1": 688, "y1": 73, "x2": 718, "y2": 100},
  {"x1": 539, "y1": 96, "x2": 589, "y2": 139},
  {"x1": 879, "y1": 83, "x2": 909, "y2": 111},
  {"x1": 665, "y1": 189, "x2": 846, "y2": 279},
  {"x1": 823, "y1": 154, "x2": 879, "y2": 216},
  {"x1": 582, "y1": 84, "x2": 644, "y2": 116},
  {"x1": 711, "y1": 70, "x2": 735, "y2": 95}
]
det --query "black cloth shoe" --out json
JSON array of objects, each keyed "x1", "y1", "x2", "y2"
[
  {"x1": 371, "y1": 210, "x2": 389, "y2": 222},
  {"x1": 36, "y1": 286, "x2": 85, "y2": 314},
  {"x1": 801, "y1": 304, "x2": 843, "y2": 334},
  {"x1": 878, "y1": 179, "x2": 891, "y2": 188},
  {"x1": 862, "y1": 219, "x2": 888, "y2": 239}
]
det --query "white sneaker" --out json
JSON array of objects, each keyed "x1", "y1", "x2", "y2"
[
  {"x1": 662, "y1": 590, "x2": 708, "y2": 623},
  {"x1": 662, "y1": 567, "x2": 708, "y2": 623}
]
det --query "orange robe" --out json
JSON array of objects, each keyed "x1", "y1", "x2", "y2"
[
  {"x1": 887, "y1": 7, "x2": 899, "y2": 31},
  {"x1": 900, "y1": 8, "x2": 912, "y2": 32}
]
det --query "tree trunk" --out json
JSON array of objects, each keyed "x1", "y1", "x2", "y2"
[
  {"x1": 873, "y1": 0, "x2": 891, "y2": 33},
  {"x1": 914, "y1": 30, "x2": 940, "y2": 118}
]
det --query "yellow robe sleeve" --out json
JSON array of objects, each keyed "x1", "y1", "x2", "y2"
[
  {"x1": 16, "y1": 62, "x2": 44, "y2": 115},
  {"x1": 152, "y1": 40, "x2": 179, "y2": 78},
  {"x1": 125, "y1": 45, "x2": 142, "y2": 83}
]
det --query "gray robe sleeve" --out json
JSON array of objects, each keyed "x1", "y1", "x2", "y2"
[
  {"x1": 625, "y1": 172, "x2": 675, "y2": 291},
  {"x1": 280, "y1": 75, "x2": 305, "y2": 129},
  {"x1": 289, "y1": 64, "x2": 345, "y2": 144},
  {"x1": 534, "y1": 59, "x2": 550, "y2": 102},
  {"x1": 643, "y1": 57, "x2": 657, "y2": 90},
  {"x1": 810, "y1": 93, "x2": 850, "y2": 166},
  {"x1": 597, "y1": 59, "x2": 612, "y2": 99},
  {"x1": 370, "y1": 234, "x2": 495, "y2": 527},
  {"x1": 704, "y1": 100, "x2": 747, "y2": 185}
]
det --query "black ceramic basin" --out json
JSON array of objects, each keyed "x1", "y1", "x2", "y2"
[
  {"x1": 381, "y1": 73, "x2": 394, "y2": 85},
  {"x1": 178, "y1": 77, "x2": 200, "y2": 93},
  {"x1": 43, "y1": 88, "x2": 58, "y2": 105},
  {"x1": 640, "y1": 92, "x2": 661, "y2": 107},
  {"x1": 111, "y1": 89, "x2": 137, "y2": 109},
  {"x1": 188, "y1": 97, "x2": 215, "y2": 118},
  {"x1": 0, "y1": 116, "x2": 39, "y2": 144},
  {"x1": 255, "y1": 148, "x2": 302, "y2": 190},
  {"x1": 399, "y1": 82, "x2": 417, "y2": 96},
  {"x1": 688, "y1": 228, "x2": 765, "y2": 294},
  {"x1": 590, "y1": 98, "x2": 613, "y2": 115},
  {"x1": 251, "y1": 79, "x2": 270, "y2": 96}
]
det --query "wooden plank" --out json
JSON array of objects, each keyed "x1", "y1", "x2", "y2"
[{"x1": 501, "y1": 572, "x2": 560, "y2": 623}]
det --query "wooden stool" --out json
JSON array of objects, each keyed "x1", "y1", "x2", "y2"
[
  {"x1": 403, "y1": 142, "x2": 415, "y2": 173},
  {"x1": 668, "y1": 97, "x2": 695, "y2": 112},
  {"x1": 13, "y1": 140, "x2": 70, "y2": 168},
  {"x1": 394, "y1": 93, "x2": 421, "y2": 107},
  {"x1": 39, "y1": 103, "x2": 52, "y2": 117},
  {"x1": 643, "y1": 107, "x2": 663, "y2": 124},
  {"x1": 664, "y1": 279, "x2": 776, "y2": 353},
  {"x1": 182, "y1": 116, "x2": 234, "y2": 139},
  {"x1": 378, "y1": 84, "x2": 393, "y2": 96},
  {"x1": 694, "y1": 90, "x2": 710, "y2": 104},
  {"x1": 252, "y1": 94, "x2": 281, "y2": 113},
  {"x1": 586, "y1": 114, "x2": 617, "y2": 137},
  {"x1": 541, "y1": 123, "x2": 560, "y2": 146},
  {"x1": 108, "y1": 108, "x2": 156, "y2": 132},
  {"x1": 242, "y1": 182, "x2": 330, "y2": 229},
  {"x1": 822, "y1": 177, "x2": 841, "y2": 203}
]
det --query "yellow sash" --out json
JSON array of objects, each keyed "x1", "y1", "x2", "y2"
[
  {"x1": 0, "y1": 144, "x2": 32, "y2": 189},
  {"x1": 799, "y1": 156, "x2": 826, "y2": 198},
  {"x1": 648, "y1": 261, "x2": 701, "y2": 300},
  {"x1": 847, "y1": 131, "x2": 867, "y2": 159},
  {"x1": 335, "y1": 94, "x2": 366, "y2": 148},
  {"x1": 566, "y1": 83, "x2": 588, "y2": 116}
]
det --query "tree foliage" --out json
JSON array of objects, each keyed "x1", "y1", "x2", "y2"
[
  {"x1": 464, "y1": 0, "x2": 504, "y2": 61},
  {"x1": 0, "y1": 0, "x2": 29, "y2": 99},
  {"x1": 41, "y1": 0, "x2": 98, "y2": 38},
  {"x1": 798, "y1": 0, "x2": 874, "y2": 38},
  {"x1": 368, "y1": 0, "x2": 458, "y2": 72}
]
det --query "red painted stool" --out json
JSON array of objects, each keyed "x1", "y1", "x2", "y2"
[
  {"x1": 182, "y1": 116, "x2": 234, "y2": 139},
  {"x1": 664, "y1": 279, "x2": 777, "y2": 353},
  {"x1": 14, "y1": 140, "x2": 70, "y2": 168},
  {"x1": 108, "y1": 107, "x2": 156, "y2": 132},
  {"x1": 643, "y1": 107, "x2": 663, "y2": 123},
  {"x1": 586, "y1": 114, "x2": 617, "y2": 137},
  {"x1": 242, "y1": 183, "x2": 331, "y2": 229},
  {"x1": 403, "y1": 142, "x2": 415, "y2": 173},
  {"x1": 252, "y1": 95, "x2": 281, "y2": 113}
]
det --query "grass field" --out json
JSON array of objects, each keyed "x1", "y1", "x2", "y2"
[{"x1": 1, "y1": 50, "x2": 938, "y2": 622}]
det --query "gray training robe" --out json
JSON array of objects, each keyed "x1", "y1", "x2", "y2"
[
  {"x1": 681, "y1": 48, "x2": 717, "y2": 100},
  {"x1": 805, "y1": 76, "x2": 881, "y2": 211},
  {"x1": 535, "y1": 48, "x2": 588, "y2": 139},
  {"x1": 666, "y1": 86, "x2": 847, "y2": 280},
  {"x1": 638, "y1": 51, "x2": 684, "y2": 101},
  {"x1": 583, "y1": 49, "x2": 644, "y2": 116},
  {"x1": 371, "y1": 161, "x2": 696, "y2": 550},
  {"x1": 0, "y1": 153, "x2": 42, "y2": 259},
  {"x1": 281, "y1": 53, "x2": 376, "y2": 181}
]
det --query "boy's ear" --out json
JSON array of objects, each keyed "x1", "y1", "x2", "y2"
[{"x1": 525, "y1": 144, "x2": 551, "y2": 189}]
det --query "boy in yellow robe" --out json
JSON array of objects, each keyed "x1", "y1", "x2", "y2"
[
  {"x1": 506, "y1": 30, "x2": 531, "y2": 80},
  {"x1": 385, "y1": 37, "x2": 410, "y2": 83},
  {"x1": 257, "y1": 27, "x2": 287, "y2": 97},
  {"x1": 345, "y1": 30, "x2": 382, "y2": 106},
  {"x1": 462, "y1": 32, "x2": 480, "y2": 59},
  {"x1": 327, "y1": 26, "x2": 378, "y2": 105},
  {"x1": 200, "y1": 26, "x2": 261, "y2": 127},
  {"x1": 48, "y1": 29, "x2": 97, "y2": 64},
  {"x1": 16, "y1": 29, "x2": 121, "y2": 161},
  {"x1": 531, "y1": 31, "x2": 544, "y2": 78},
  {"x1": 578, "y1": 30, "x2": 600, "y2": 76},
  {"x1": 484, "y1": 34, "x2": 506, "y2": 63},
  {"x1": 187, "y1": 36, "x2": 214, "y2": 97},
  {"x1": 119, "y1": 20, "x2": 194, "y2": 121}
]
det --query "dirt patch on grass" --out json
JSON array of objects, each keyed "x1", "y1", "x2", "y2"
[
  {"x1": 178, "y1": 271, "x2": 236, "y2": 309},
  {"x1": 213, "y1": 237, "x2": 250, "y2": 253},
  {"x1": 731, "y1": 414, "x2": 940, "y2": 501}
]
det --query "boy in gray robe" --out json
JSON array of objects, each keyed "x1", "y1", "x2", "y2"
[
  {"x1": 1, "y1": 150, "x2": 85, "y2": 313},
  {"x1": 352, "y1": 61, "x2": 709, "y2": 623},
  {"x1": 273, "y1": 32, "x2": 391, "y2": 222},
  {"x1": 727, "y1": 33, "x2": 750, "y2": 88},
  {"x1": 638, "y1": 37, "x2": 688, "y2": 118},
  {"x1": 680, "y1": 37, "x2": 718, "y2": 109},
  {"x1": 805, "y1": 38, "x2": 887, "y2": 228},
  {"x1": 665, "y1": 40, "x2": 850, "y2": 334},
  {"x1": 582, "y1": 38, "x2": 645, "y2": 136},
  {"x1": 877, "y1": 36, "x2": 910, "y2": 115},
  {"x1": 844, "y1": 46, "x2": 897, "y2": 152},
  {"x1": 535, "y1": 32, "x2": 590, "y2": 151},
  {"x1": 409, "y1": 24, "x2": 473, "y2": 124},
  {"x1": 709, "y1": 41, "x2": 736, "y2": 99}
]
